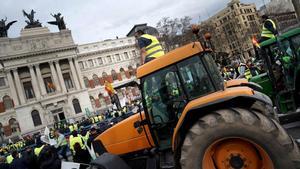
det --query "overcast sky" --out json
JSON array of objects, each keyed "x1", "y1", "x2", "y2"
[{"x1": 0, "y1": 0, "x2": 268, "y2": 44}]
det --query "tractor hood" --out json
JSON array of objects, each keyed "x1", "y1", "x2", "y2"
[{"x1": 95, "y1": 112, "x2": 154, "y2": 155}]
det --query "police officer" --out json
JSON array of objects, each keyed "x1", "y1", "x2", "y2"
[
  {"x1": 260, "y1": 15, "x2": 278, "y2": 42},
  {"x1": 135, "y1": 30, "x2": 165, "y2": 64}
]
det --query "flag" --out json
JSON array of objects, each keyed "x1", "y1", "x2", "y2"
[
  {"x1": 42, "y1": 127, "x2": 57, "y2": 146},
  {"x1": 105, "y1": 81, "x2": 114, "y2": 95},
  {"x1": 252, "y1": 36, "x2": 260, "y2": 48},
  {"x1": 47, "y1": 82, "x2": 56, "y2": 90},
  {"x1": 61, "y1": 161, "x2": 81, "y2": 169}
]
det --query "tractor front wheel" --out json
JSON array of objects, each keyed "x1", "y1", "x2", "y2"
[{"x1": 180, "y1": 108, "x2": 300, "y2": 169}]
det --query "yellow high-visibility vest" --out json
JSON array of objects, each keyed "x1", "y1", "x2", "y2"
[
  {"x1": 69, "y1": 136, "x2": 85, "y2": 153},
  {"x1": 69, "y1": 125, "x2": 74, "y2": 132},
  {"x1": 261, "y1": 19, "x2": 277, "y2": 38},
  {"x1": 141, "y1": 34, "x2": 165, "y2": 59},
  {"x1": 6, "y1": 154, "x2": 14, "y2": 164},
  {"x1": 34, "y1": 145, "x2": 45, "y2": 157}
]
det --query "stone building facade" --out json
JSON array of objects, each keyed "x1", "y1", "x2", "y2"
[
  {"x1": 0, "y1": 27, "x2": 140, "y2": 141},
  {"x1": 77, "y1": 37, "x2": 141, "y2": 113},
  {"x1": 200, "y1": 0, "x2": 261, "y2": 62}
]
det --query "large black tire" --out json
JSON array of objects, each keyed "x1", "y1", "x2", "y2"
[{"x1": 180, "y1": 108, "x2": 300, "y2": 169}]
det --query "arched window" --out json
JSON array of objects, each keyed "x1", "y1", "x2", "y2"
[
  {"x1": 90, "y1": 96, "x2": 96, "y2": 108},
  {"x1": 83, "y1": 77, "x2": 89, "y2": 88},
  {"x1": 136, "y1": 63, "x2": 140, "y2": 68},
  {"x1": 3, "y1": 95, "x2": 13, "y2": 110},
  {"x1": 93, "y1": 74, "x2": 100, "y2": 86},
  {"x1": 111, "y1": 70, "x2": 117, "y2": 81},
  {"x1": 72, "y1": 99, "x2": 82, "y2": 114},
  {"x1": 128, "y1": 66, "x2": 134, "y2": 76},
  {"x1": 120, "y1": 68, "x2": 126, "y2": 80},
  {"x1": 98, "y1": 94, "x2": 106, "y2": 107},
  {"x1": 31, "y1": 110, "x2": 42, "y2": 126},
  {"x1": 102, "y1": 72, "x2": 108, "y2": 78},
  {"x1": 9, "y1": 118, "x2": 19, "y2": 133}
]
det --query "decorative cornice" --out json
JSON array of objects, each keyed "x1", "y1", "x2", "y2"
[
  {"x1": 0, "y1": 45, "x2": 77, "y2": 61},
  {"x1": 77, "y1": 44, "x2": 136, "y2": 58}
]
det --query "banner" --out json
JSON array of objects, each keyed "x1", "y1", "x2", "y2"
[{"x1": 61, "y1": 161, "x2": 80, "y2": 169}]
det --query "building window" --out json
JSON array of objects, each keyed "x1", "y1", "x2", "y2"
[
  {"x1": 0, "y1": 77, "x2": 5, "y2": 87},
  {"x1": 44, "y1": 77, "x2": 55, "y2": 93},
  {"x1": 128, "y1": 66, "x2": 135, "y2": 76},
  {"x1": 115, "y1": 54, "x2": 121, "y2": 61},
  {"x1": 132, "y1": 50, "x2": 137, "y2": 57},
  {"x1": 102, "y1": 72, "x2": 108, "y2": 79},
  {"x1": 9, "y1": 118, "x2": 19, "y2": 133},
  {"x1": 23, "y1": 81, "x2": 35, "y2": 99},
  {"x1": 88, "y1": 59, "x2": 94, "y2": 67},
  {"x1": 97, "y1": 58, "x2": 103, "y2": 65},
  {"x1": 31, "y1": 110, "x2": 42, "y2": 126},
  {"x1": 111, "y1": 70, "x2": 118, "y2": 81},
  {"x1": 90, "y1": 96, "x2": 96, "y2": 108},
  {"x1": 63, "y1": 72, "x2": 74, "y2": 90},
  {"x1": 124, "y1": 52, "x2": 129, "y2": 59},
  {"x1": 93, "y1": 74, "x2": 100, "y2": 86},
  {"x1": 79, "y1": 62, "x2": 84, "y2": 69},
  {"x1": 72, "y1": 99, "x2": 82, "y2": 114},
  {"x1": 98, "y1": 94, "x2": 106, "y2": 107},
  {"x1": 120, "y1": 68, "x2": 126, "y2": 79},
  {"x1": 83, "y1": 77, "x2": 89, "y2": 88},
  {"x1": 3, "y1": 95, "x2": 13, "y2": 110},
  {"x1": 106, "y1": 56, "x2": 112, "y2": 63}
]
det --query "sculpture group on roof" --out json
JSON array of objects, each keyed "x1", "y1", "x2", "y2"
[{"x1": 0, "y1": 9, "x2": 67, "y2": 38}]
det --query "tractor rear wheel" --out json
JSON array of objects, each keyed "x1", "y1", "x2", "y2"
[{"x1": 180, "y1": 108, "x2": 300, "y2": 169}]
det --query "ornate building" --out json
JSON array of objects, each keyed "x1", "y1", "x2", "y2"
[
  {"x1": 0, "y1": 26, "x2": 141, "y2": 141},
  {"x1": 77, "y1": 37, "x2": 141, "y2": 113},
  {"x1": 200, "y1": 0, "x2": 261, "y2": 61}
]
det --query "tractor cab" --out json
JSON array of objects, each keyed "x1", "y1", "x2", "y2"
[
  {"x1": 251, "y1": 28, "x2": 300, "y2": 120},
  {"x1": 139, "y1": 46, "x2": 223, "y2": 149}
]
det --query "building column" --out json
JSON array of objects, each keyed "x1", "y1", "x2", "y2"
[
  {"x1": 12, "y1": 68, "x2": 26, "y2": 104},
  {"x1": 28, "y1": 65, "x2": 41, "y2": 99},
  {"x1": 55, "y1": 61, "x2": 67, "y2": 93},
  {"x1": 35, "y1": 64, "x2": 47, "y2": 96},
  {"x1": 49, "y1": 61, "x2": 61, "y2": 92},
  {"x1": 73, "y1": 58, "x2": 86, "y2": 89},
  {"x1": 6, "y1": 70, "x2": 20, "y2": 106},
  {"x1": 68, "y1": 58, "x2": 81, "y2": 90}
]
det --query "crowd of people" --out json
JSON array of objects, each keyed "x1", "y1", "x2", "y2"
[
  {"x1": 220, "y1": 58, "x2": 263, "y2": 81},
  {"x1": 0, "y1": 101, "x2": 140, "y2": 169}
]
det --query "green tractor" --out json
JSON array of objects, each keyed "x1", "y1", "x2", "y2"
[{"x1": 250, "y1": 28, "x2": 300, "y2": 124}]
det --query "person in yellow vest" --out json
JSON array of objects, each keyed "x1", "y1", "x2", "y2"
[
  {"x1": 134, "y1": 30, "x2": 165, "y2": 64},
  {"x1": 54, "y1": 129, "x2": 68, "y2": 161},
  {"x1": 69, "y1": 131, "x2": 85, "y2": 155},
  {"x1": 260, "y1": 15, "x2": 278, "y2": 42},
  {"x1": 74, "y1": 123, "x2": 78, "y2": 131},
  {"x1": 93, "y1": 116, "x2": 99, "y2": 123},
  {"x1": 34, "y1": 138, "x2": 45, "y2": 157},
  {"x1": 232, "y1": 60, "x2": 252, "y2": 80},
  {"x1": 68, "y1": 123, "x2": 74, "y2": 133},
  {"x1": 6, "y1": 152, "x2": 14, "y2": 164}
]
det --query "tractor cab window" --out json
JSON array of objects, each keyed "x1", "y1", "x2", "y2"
[
  {"x1": 177, "y1": 56, "x2": 215, "y2": 99},
  {"x1": 291, "y1": 35, "x2": 300, "y2": 60},
  {"x1": 142, "y1": 66, "x2": 185, "y2": 149}
]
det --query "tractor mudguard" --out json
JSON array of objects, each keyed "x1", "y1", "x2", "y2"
[
  {"x1": 90, "y1": 153, "x2": 131, "y2": 169},
  {"x1": 172, "y1": 88, "x2": 275, "y2": 151}
]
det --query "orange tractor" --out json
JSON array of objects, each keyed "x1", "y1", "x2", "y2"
[{"x1": 92, "y1": 40, "x2": 300, "y2": 169}]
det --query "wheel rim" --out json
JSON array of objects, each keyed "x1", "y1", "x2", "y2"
[{"x1": 202, "y1": 138, "x2": 274, "y2": 169}]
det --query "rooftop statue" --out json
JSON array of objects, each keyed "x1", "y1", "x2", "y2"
[
  {"x1": 22, "y1": 9, "x2": 42, "y2": 29},
  {"x1": 48, "y1": 13, "x2": 66, "y2": 30},
  {"x1": 0, "y1": 17, "x2": 17, "y2": 37}
]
